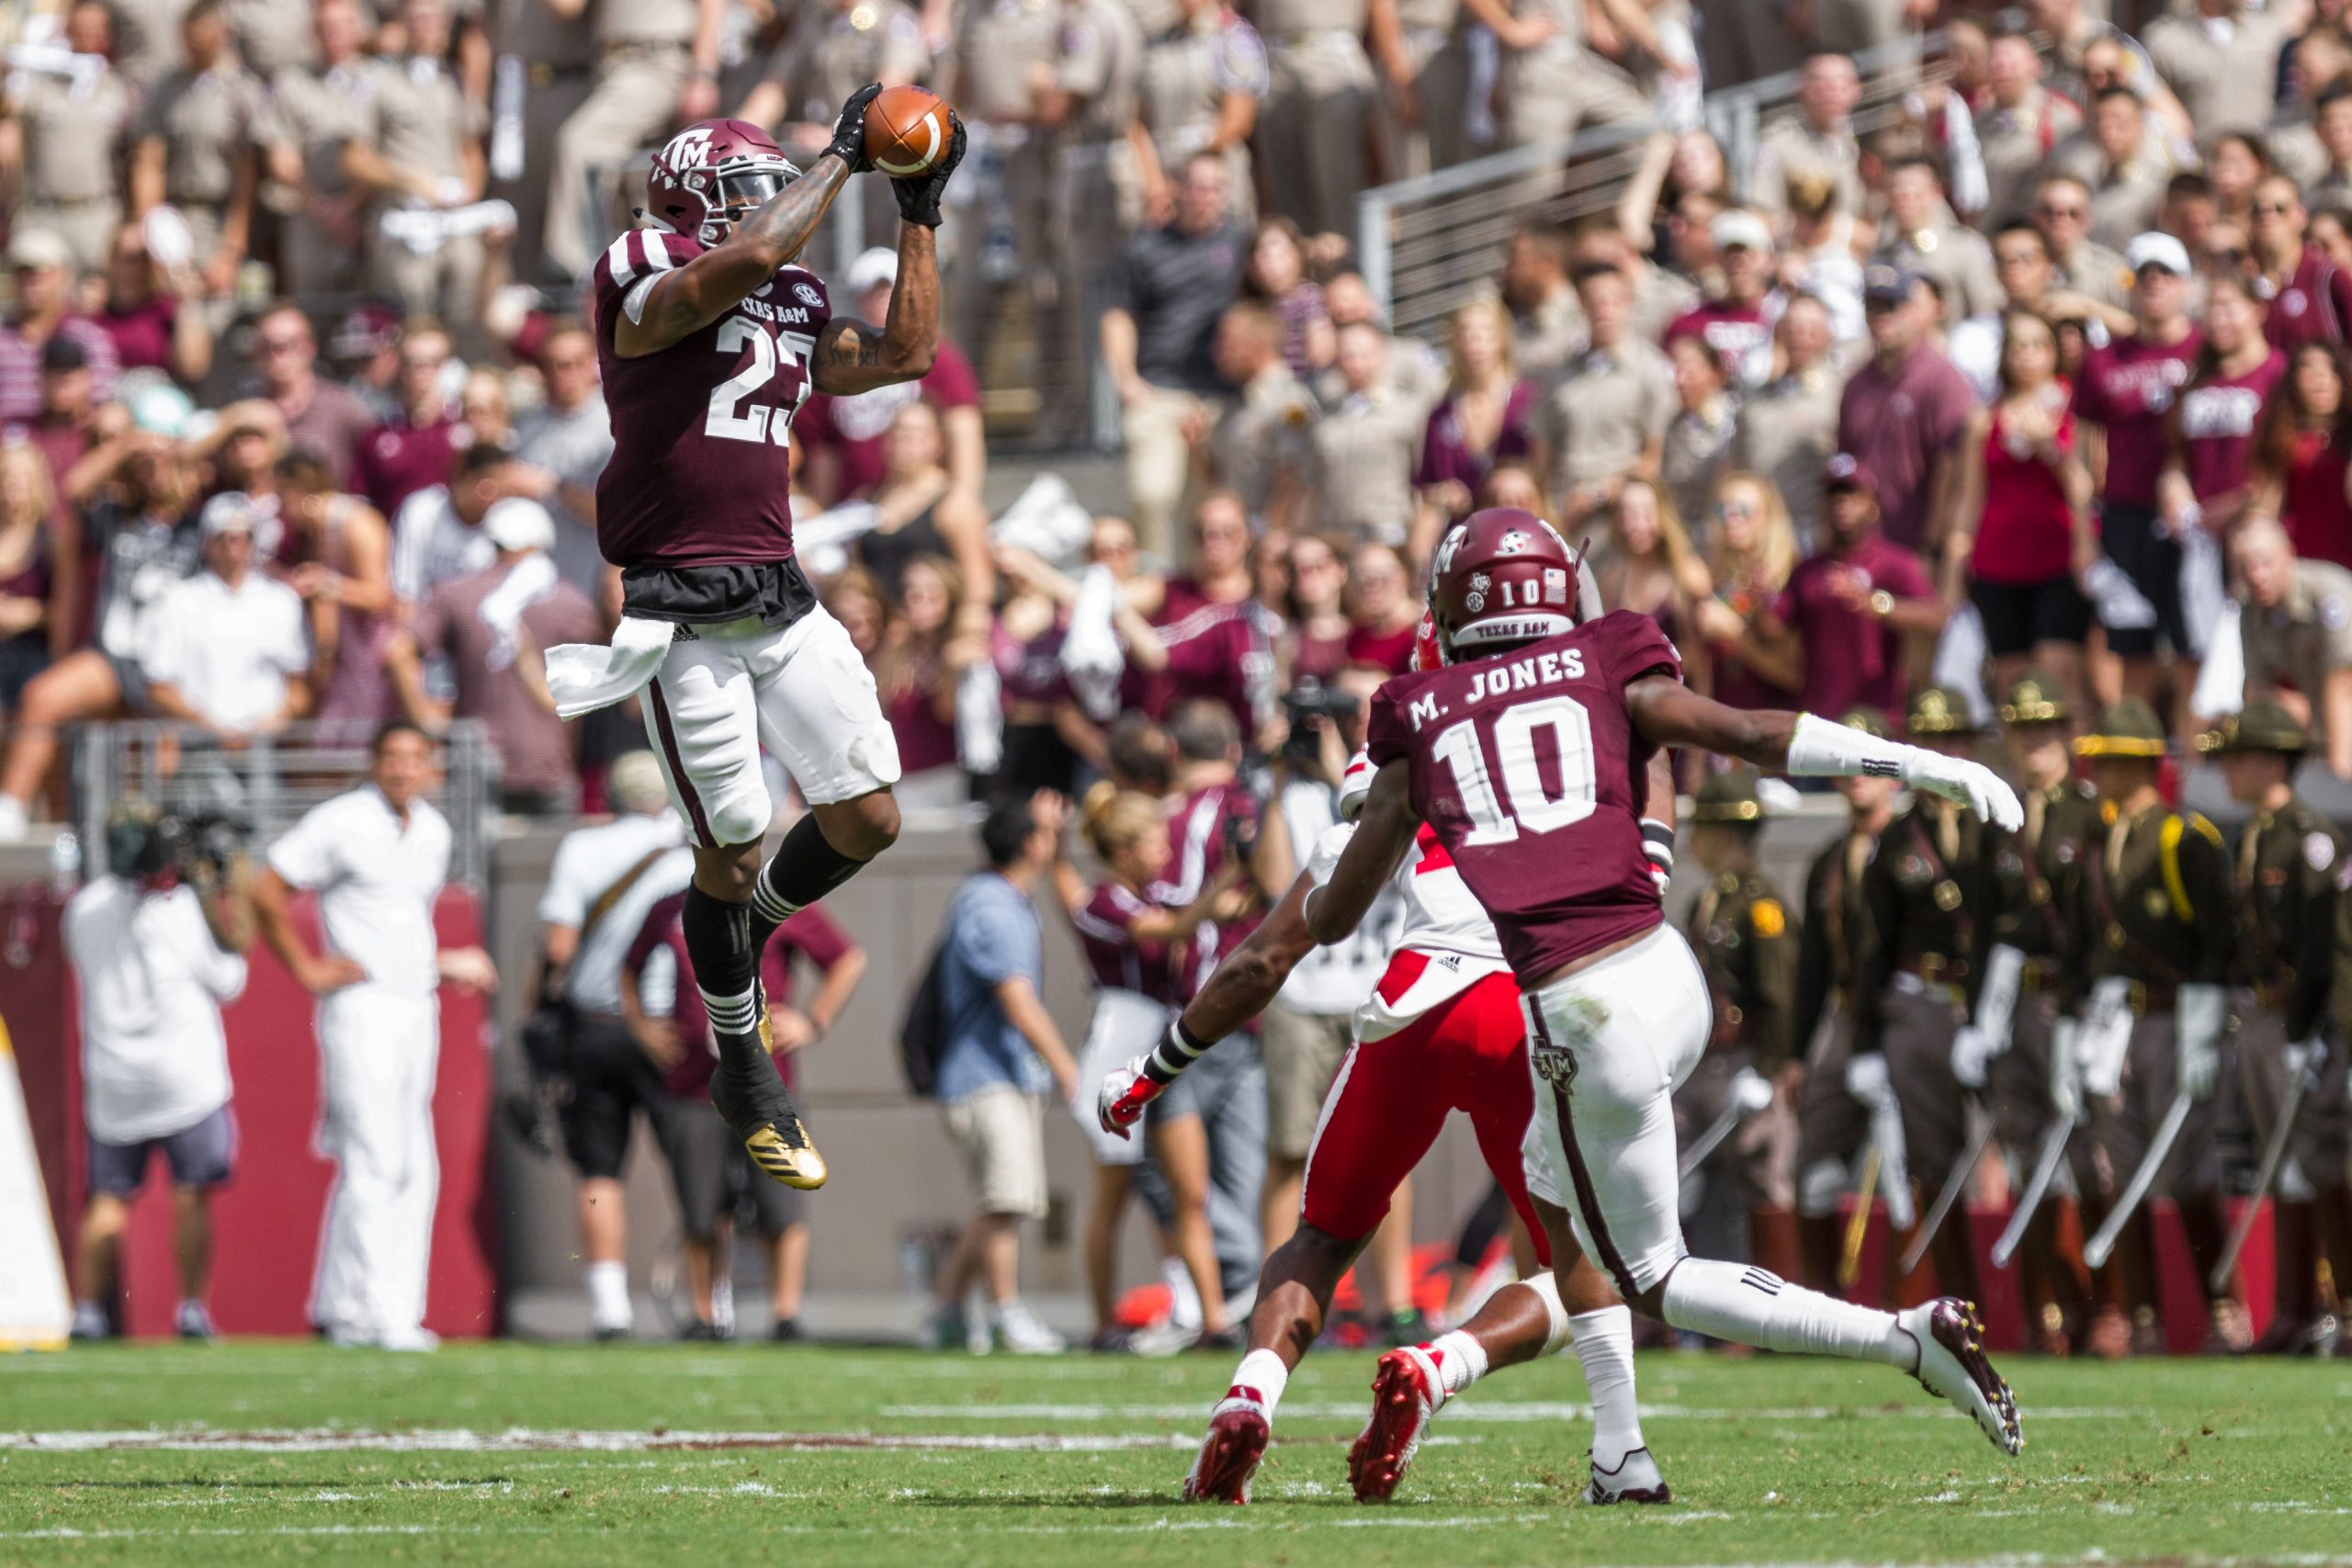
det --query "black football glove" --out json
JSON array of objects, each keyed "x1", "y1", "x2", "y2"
[
  {"x1": 890, "y1": 109, "x2": 967, "y2": 228},
  {"x1": 824, "y1": 83, "x2": 884, "y2": 174}
]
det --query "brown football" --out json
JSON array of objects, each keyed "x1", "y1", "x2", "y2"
[{"x1": 864, "y1": 85, "x2": 952, "y2": 178}]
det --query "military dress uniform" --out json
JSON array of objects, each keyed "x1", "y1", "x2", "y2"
[
  {"x1": 2241, "y1": 558, "x2": 2352, "y2": 764},
  {"x1": 491, "y1": 0, "x2": 599, "y2": 285},
  {"x1": 950, "y1": 0, "x2": 1063, "y2": 400},
  {"x1": 1253, "y1": 0, "x2": 1376, "y2": 240},
  {"x1": 1974, "y1": 673, "x2": 2099, "y2": 1353},
  {"x1": 2200, "y1": 704, "x2": 2352, "y2": 1356},
  {"x1": 2073, "y1": 699, "x2": 2239, "y2": 1355},
  {"x1": 1676, "y1": 770, "x2": 1801, "y2": 1280},
  {"x1": 357, "y1": 49, "x2": 490, "y2": 331},
  {"x1": 545, "y1": 0, "x2": 702, "y2": 278},
  {"x1": 3, "y1": 57, "x2": 133, "y2": 273},
  {"x1": 1791, "y1": 706, "x2": 1894, "y2": 1293},
  {"x1": 1849, "y1": 687, "x2": 1995, "y2": 1303},
  {"x1": 1135, "y1": 1, "x2": 1267, "y2": 220},
  {"x1": 1871, "y1": 218, "x2": 2002, "y2": 329},
  {"x1": 756, "y1": 0, "x2": 931, "y2": 254},
  {"x1": 1975, "y1": 86, "x2": 2082, "y2": 231},
  {"x1": 1049, "y1": 0, "x2": 1148, "y2": 442},
  {"x1": 265, "y1": 49, "x2": 378, "y2": 297},
  {"x1": 135, "y1": 51, "x2": 272, "y2": 284},
  {"x1": 1382, "y1": 0, "x2": 1470, "y2": 175}
]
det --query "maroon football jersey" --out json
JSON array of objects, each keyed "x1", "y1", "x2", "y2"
[
  {"x1": 1364, "y1": 610, "x2": 1680, "y2": 985},
  {"x1": 590, "y1": 228, "x2": 832, "y2": 570}
]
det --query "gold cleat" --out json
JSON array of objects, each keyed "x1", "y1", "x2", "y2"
[{"x1": 744, "y1": 1122, "x2": 829, "y2": 1190}]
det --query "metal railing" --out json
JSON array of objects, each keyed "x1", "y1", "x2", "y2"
[
  {"x1": 1356, "y1": 32, "x2": 1952, "y2": 343},
  {"x1": 70, "y1": 719, "x2": 499, "y2": 889}
]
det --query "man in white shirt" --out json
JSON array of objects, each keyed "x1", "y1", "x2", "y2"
[
  {"x1": 62, "y1": 809, "x2": 256, "y2": 1342},
  {"x1": 138, "y1": 493, "x2": 312, "y2": 742},
  {"x1": 251, "y1": 722, "x2": 498, "y2": 1350},
  {"x1": 390, "y1": 441, "x2": 510, "y2": 606},
  {"x1": 533, "y1": 751, "x2": 693, "y2": 1338}
]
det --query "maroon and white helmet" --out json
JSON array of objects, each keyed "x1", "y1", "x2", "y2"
[
  {"x1": 646, "y1": 118, "x2": 802, "y2": 247},
  {"x1": 1429, "y1": 507, "x2": 1584, "y2": 661}
]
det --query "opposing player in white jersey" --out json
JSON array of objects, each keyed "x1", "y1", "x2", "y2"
[
  {"x1": 1100, "y1": 615, "x2": 1680, "y2": 1506},
  {"x1": 546, "y1": 97, "x2": 965, "y2": 1190}
]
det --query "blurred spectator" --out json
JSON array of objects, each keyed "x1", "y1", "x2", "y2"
[
  {"x1": 461, "y1": 368, "x2": 514, "y2": 449},
  {"x1": 1340, "y1": 539, "x2": 1421, "y2": 672},
  {"x1": 1280, "y1": 531, "x2": 1351, "y2": 682},
  {"x1": 2253, "y1": 340, "x2": 2352, "y2": 570},
  {"x1": 2163, "y1": 274, "x2": 2281, "y2": 542},
  {"x1": 1545, "y1": 263, "x2": 1671, "y2": 535},
  {"x1": 873, "y1": 555, "x2": 987, "y2": 810},
  {"x1": 1492, "y1": 0, "x2": 1647, "y2": 154},
  {"x1": 1500, "y1": 218, "x2": 1579, "y2": 379},
  {"x1": 1689, "y1": 471, "x2": 1799, "y2": 709},
  {"x1": 1661, "y1": 332, "x2": 1738, "y2": 545},
  {"x1": 1667, "y1": 209, "x2": 1779, "y2": 389},
  {"x1": 246, "y1": 302, "x2": 374, "y2": 486},
  {"x1": 1594, "y1": 474, "x2": 1709, "y2": 649},
  {"x1": 137, "y1": 492, "x2": 311, "y2": 746},
  {"x1": 1732, "y1": 293, "x2": 1841, "y2": 544},
  {"x1": 823, "y1": 564, "x2": 887, "y2": 662},
  {"x1": 1103, "y1": 152, "x2": 1251, "y2": 555},
  {"x1": 261, "y1": 0, "x2": 376, "y2": 300},
  {"x1": 986, "y1": 547, "x2": 1113, "y2": 797},
  {"x1": 129, "y1": 0, "x2": 266, "y2": 304},
  {"x1": 1305, "y1": 321, "x2": 1422, "y2": 542},
  {"x1": 2233, "y1": 514, "x2": 2352, "y2": 776},
  {"x1": 1777, "y1": 174, "x2": 1865, "y2": 344},
  {"x1": 0, "y1": 230, "x2": 119, "y2": 424},
  {"x1": 2207, "y1": 133, "x2": 2268, "y2": 239},
  {"x1": 1412, "y1": 297, "x2": 1536, "y2": 564},
  {"x1": 0, "y1": 445, "x2": 74, "y2": 714},
  {"x1": 1161, "y1": 489, "x2": 1255, "y2": 619},
  {"x1": 1977, "y1": 25, "x2": 2083, "y2": 230},
  {"x1": 800, "y1": 249, "x2": 984, "y2": 506},
  {"x1": 390, "y1": 497, "x2": 602, "y2": 814},
  {"x1": 1204, "y1": 301, "x2": 1312, "y2": 527},
  {"x1": 1240, "y1": 218, "x2": 1332, "y2": 380},
  {"x1": 2311, "y1": 81, "x2": 2352, "y2": 208},
  {"x1": 275, "y1": 450, "x2": 397, "y2": 741},
  {"x1": 544, "y1": 0, "x2": 719, "y2": 278},
  {"x1": 1135, "y1": 568, "x2": 1280, "y2": 744},
  {"x1": 92, "y1": 224, "x2": 212, "y2": 385},
  {"x1": 2248, "y1": 174, "x2": 2352, "y2": 355},
  {"x1": 355, "y1": 322, "x2": 463, "y2": 518},
  {"x1": 509, "y1": 319, "x2": 611, "y2": 592},
  {"x1": 1737, "y1": 455, "x2": 1944, "y2": 724},
  {"x1": 856, "y1": 402, "x2": 994, "y2": 625},
  {"x1": 1948, "y1": 309, "x2": 2096, "y2": 713},
  {"x1": 925, "y1": 793, "x2": 1080, "y2": 1355},
  {"x1": 1838, "y1": 266, "x2": 1975, "y2": 556},
  {"x1": 0, "y1": 0, "x2": 134, "y2": 274},
  {"x1": 1752, "y1": 54, "x2": 1863, "y2": 220},
  {"x1": 1130, "y1": 0, "x2": 1265, "y2": 227},
  {"x1": 331, "y1": 302, "x2": 406, "y2": 421},
  {"x1": 2144, "y1": 0, "x2": 2284, "y2": 138},
  {"x1": 2034, "y1": 172, "x2": 2132, "y2": 320},
  {"x1": 190, "y1": 398, "x2": 288, "y2": 502},
  {"x1": 17, "y1": 337, "x2": 101, "y2": 510},
  {"x1": 733, "y1": 0, "x2": 926, "y2": 161},
  {"x1": 1253, "y1": 0, "x2": 1378, "y2": 241},
  {"x1": 1875, "y1": 157, "x2": 2002, "y2": 328},
  {"x1": 1321, "y1": 270, "x2": 1445, "y2": 408},
  {"x1": 390, "y1": 439, "x2": 510, "y2": 604},
  {"x1": 2056, "y1": 88, "x2": 2170, "y2": 253}
]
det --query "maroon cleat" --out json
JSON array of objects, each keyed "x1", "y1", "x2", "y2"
[
  {"x1": 1183, "y1": 1388, "x2": 1271, "y2": 1504},
  {"x1": 1350, "y1": 1346, "x2": 1442, "y2": 1502}
]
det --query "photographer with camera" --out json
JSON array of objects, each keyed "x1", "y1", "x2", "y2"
[{"x1": 64, "y1": 806, "x2": 257, "y2": 1342}]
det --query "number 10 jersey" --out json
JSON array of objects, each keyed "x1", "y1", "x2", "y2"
[
  {"x1": 1364, "y1": 609, "x2": 1681, "y2": 987},
  {"x1": 591, "y1": 227, "x2": 830, "y2": 573}
]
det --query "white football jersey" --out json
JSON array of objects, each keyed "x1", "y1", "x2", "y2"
[{"x1": 1352, "y1": 824, "x2": 1513, "y2": 1040}]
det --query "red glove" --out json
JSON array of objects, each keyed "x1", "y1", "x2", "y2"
[{"x1": 1097, "y1": 1056, "x2": 1164, "y2": 1139}]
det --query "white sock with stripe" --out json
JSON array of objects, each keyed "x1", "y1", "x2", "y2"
[
  {"x1": 1423, "y1": 1329, "x2": 1488, "y2": 1396},
  {"x1": 1567, "y1": 1305, "x2": 1644, "y2": 1472},
  {"x1": 700, "y1": 983, "x2": 761, "y2": 1040},
  {"x1": 1659, "y1": 1258, "x2": 1907, "y2": 1365},
  {"x1": 1228, "y1": 1348, "x2": 1289, "y2": 1418}
]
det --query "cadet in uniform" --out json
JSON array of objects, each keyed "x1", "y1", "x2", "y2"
[
  {"x1": 951, "y1": 0, "x2": 1062, "y2": 408},
  {"x1": 1970, "y1": 672, "x2": 2098, "y2": 1356},
  {"x1": 546, "y1": 0, "x2": 718, "y2": 278},
  {"x1": 1047, "y1": 0, "x2": 1147, "y2": 444},
  {"x1": 0, "y1": 1, "x2": 134, "y2": 274},
  {"x1": 2235, "y1": 518, "x2": 2352, "y2": 777},
  {"x1": 2073, "y1": 699, "x2": 2240, "y2": 1357},
  {"x1": 1849, "y1": 688, "x2": 1994, "y2": 1306},
  {"x1": 1378, "y1": 0, "x2": 1468, "y2": 176},
  {"x1": 1253, "y1": 0, "x2": 1386, "y2": 241},
  {"x1": 2202, "y1": 703, "x2": 2349, "y2": 1357},
  {"x1": 492, "y1": 0, "x2": 602, "y2": 285},
  {"x1": 1790, "y1": 706, "x2": 1901, "y2": 1295},
  {"x1": 130, "y1": 0, "x2": 271, "y2": 300},
  {"x1": 260, "y1": 0, "x2": 376, "y2": 299},
  {"x1": 347, "y1": 1, "x2": 491, "y2": 333},
  {"x1": 736, "y1": 0, "x2": 930, "y2": 254},
  {"x1": 1677, "y1": 769, "x2": 1802, "y2": 1283},
  {"x1": 1133, "y1": 0, "x2": 1265, "y2": 222}
]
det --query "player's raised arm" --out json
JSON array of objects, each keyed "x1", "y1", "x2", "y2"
[
  {"x1": 810, "y1": 113, "x2": 967, "y2": 397},
  {"x1": 614, "y1": 92, "x2": 883, "y2": 358},
  {"x1": 1623, "y1": 676, "x2": 2024, "y2": 829}
]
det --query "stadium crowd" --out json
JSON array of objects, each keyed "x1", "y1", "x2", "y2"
[{"x1": 28, "y1": 0, "x2": 2352, "y2": 1362}]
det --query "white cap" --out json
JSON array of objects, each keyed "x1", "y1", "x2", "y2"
[
  {"x1": 482, "y1": 496, "x2": 556, "y2": 553},
  {"x1": 846, "y1": 246, "x2": 898, "y2": 298},
  {"x1": 2125, "y1": 231, "x2": 2192, "y2": 278},
  {"x1": 198, "y1": 491, "x2": 265, "y2": 538},
  {"x1": 1711, "y1": 209, "x2": 1774, "y2": 254}
]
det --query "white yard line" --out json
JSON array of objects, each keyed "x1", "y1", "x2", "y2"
[
  {"x1": 876, "y1": 1401, "x2": 2153, "y2": 1423},
  {"x1": 0, "y1": 1427, "x2": 1199, "y2": 1454}
]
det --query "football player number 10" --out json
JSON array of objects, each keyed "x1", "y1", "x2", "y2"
[
  {"x1": 706, "y1": 320, "x2": 818, "y2": 443},
  {"x1": 1430, "y1": 694, "x2": 1599, "y2": 845}
]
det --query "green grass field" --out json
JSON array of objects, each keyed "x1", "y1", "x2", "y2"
[{"x1": 5, "y1": 1341, "x2": 2348, "y2": 1565}]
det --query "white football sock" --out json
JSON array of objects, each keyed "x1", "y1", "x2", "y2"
[
  {"x1": 1424, "y1": 1329, "x2": 1489, "y2": 1396},
  {"x1": 584, "y1": 1260, "x2": 632, "y2": 1331},
  {"x1": 1568, "y1": 1305, "x2": 1645, "y2": 1471},
  {"x1": 1230, "y1": 1348, "x2": 1290, "y2": 1417},
  {"x1": 1659, "y1": 1258, "x2": 1906, "y2": 1365}
]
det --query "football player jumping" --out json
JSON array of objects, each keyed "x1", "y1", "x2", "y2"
[
  {"x1": 547, "y1": 92, "x2": 965, "y2": 1190},
  {"x1": 1312, "y1": 505, "x2": 2025, "y2": 1460}
]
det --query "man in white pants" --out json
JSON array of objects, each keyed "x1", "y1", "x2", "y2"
[{"x1": 253, "y1": 723, "x2": 497, "y2": 1350}]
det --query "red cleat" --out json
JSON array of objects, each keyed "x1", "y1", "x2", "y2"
[
  {"x1": 1350, "y1": 1346, "x2": 1442, "y2": 1502},
  {"x1": 1182, "y1": 1388, "x2": 1271, "y2": 1504}
]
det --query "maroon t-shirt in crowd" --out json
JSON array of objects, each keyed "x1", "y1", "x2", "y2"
[
  {"x1": 1771, "y1": 532, "x2": 1934, "y2": 718},
  {"x1": 410, "y1": 558, "x2": 605, "y2": 797},
  {"x1": 888, "y1": 678, "x2": 960, "y2": 773},
  {"x1": 796, "y1": 341, "x2": 982, "y2": 500},
  {"x1": 1151, "y1": 777, "x2": 1261, "y2": 995},
  {"x1": 2177, "y1": 349, "x2": 2286, "y2": 503},
  {"x1": 277, "y1": 377, "x2": 377, "y2": 488},
  {"x1": 593, "y1": 229, "x2": 830, "y2": 570},
  {"x1": 1664, "y1": 299, "x2": 1773, "y2": 385},
  {"x1": 626, "y1": 891, "x2": 857, "y2": 1097},
  {"x1": 1344, "y1": 619, "x2": 1418, "y2": 674},
  {"x1": 1148, "y1": 599, "x2": 1279, "y2": 739},
  {"x1": 1069, "y1": 879, "x2": 1188, "y2": 1005},
  {"x1": 2283, "y1": 427, "x2": 2352, "y2": 570},
  {"x1": 2260, "y1": 246, "x2": 2352, "y2": 355},
  {"x1": 1973, "y1": 400, "x2": 2078, "y2": 584},
  {"x1": 94, "y1": 297, "x2": 178, "y2": 372},
  {"x1": 1413, "y1": 380, "x2": 1539, "y2": 496},
  {"x1": 1836, "y1": 344, "x2": 1976, "y2": 550},
  {"x1": 2071, "y1": 326, "x2": 2203, "y2": 509},
  {"x1": 1365, "y1": 609, "x2": 1679, "y2": 984},
  {"x1": 355, "y1": 412, "x2": 464, "y2": 518}
]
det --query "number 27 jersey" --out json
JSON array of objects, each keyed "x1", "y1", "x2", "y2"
[
  {"x1": 1363, "y1": 610, "x2": 1680, "y2": 987},
  {"x1": 591, "y1": 228, "x2": 831, "y2": 572}
]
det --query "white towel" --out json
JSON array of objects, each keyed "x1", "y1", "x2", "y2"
[
  {"x1": 1931, "y1": 603, "x2": 1994, "y2": 727},
  {"x1": 546, "y1": 615, "x2": 677, "y2": 720},
  {"x1": 2189, "y1": 602, "x2": 2245, "y2": 719},
  {"x1": 2177, "y1": 525, "x2": 2228, "y2": 659},
  {"x1": 1061, "y1": 564, "x2": 1126, "y2": 722},
  {"x1": 478, "y1": 551, "x2": 558, "y2": 672},
  {"x1": 956, "y1": 660, "x2": 1003, "y2": 774}
]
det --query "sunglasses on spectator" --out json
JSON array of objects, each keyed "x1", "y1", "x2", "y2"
[
  {"x1": 1717, "y1": 501, "x2": 1758, "y2": 519},
  {"x1": 2036, "y1": 202, "x2": 2086, "y2": 220},
  {"x1": 2255, "y1": 201, "x2": 2298, "y2": 218},
  {"x1": 2211, "y1": 246, "x2": 2249, "y2": 265},
  {"x1": 1995, "y1": 249, "x2": 2041, "y2": 266},
  {"x1": 258, "y1": 334, "x2": 310, "y2": 354}
]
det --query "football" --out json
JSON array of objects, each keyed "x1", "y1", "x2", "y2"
[{"x1": 864, "y1": 85, "x2": 953, "y2": 178}]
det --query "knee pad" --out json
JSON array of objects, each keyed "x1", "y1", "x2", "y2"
[
  {"x1": 1797, "y1": 1158, "x2": 1849, "y2": 1219},
  {"x1": 1518, "y1": 1269, "x2": 1574, "y2": 1357},
  {"x1": 706, "y1": 783, "x2": 775, "y2": 852}
]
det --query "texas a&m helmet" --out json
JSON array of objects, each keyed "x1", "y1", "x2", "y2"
[
  {"x1": 647, "y1": 119, "x2": 803, "y2": 247},
  {"x1": 1428, "y1": 508, "x2": 1584, "y2": 661}
]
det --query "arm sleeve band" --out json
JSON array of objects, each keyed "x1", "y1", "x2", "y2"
[
  {"x1": 1143, "y1": 1018, "x2": 1215, "y2": 1085},
  {"x1": 1639, "y1": 818, "x2": 1675, "y2": 874}
]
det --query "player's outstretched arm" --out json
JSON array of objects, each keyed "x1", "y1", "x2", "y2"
[
  {"x1": 811, "y1": 113, "x2": 964, "y2": 396},
  {"x1": 1624, "y1": 675, "x2": 2023, "y2": 829},
  {"x1": 1304, "y1": 760, "x2": 1417, "y2": 944}
]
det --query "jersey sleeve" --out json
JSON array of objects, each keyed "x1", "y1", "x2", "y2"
[
  {"x1": 1597, "y1": 609, "x2": 1684, "y2": 688},
  {"x1": 1364, "y1": 677, "x2": 1418, "y2": 769},
  {"x1": 592, "y1": 230, "x2": 692, "y2": 335}
]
